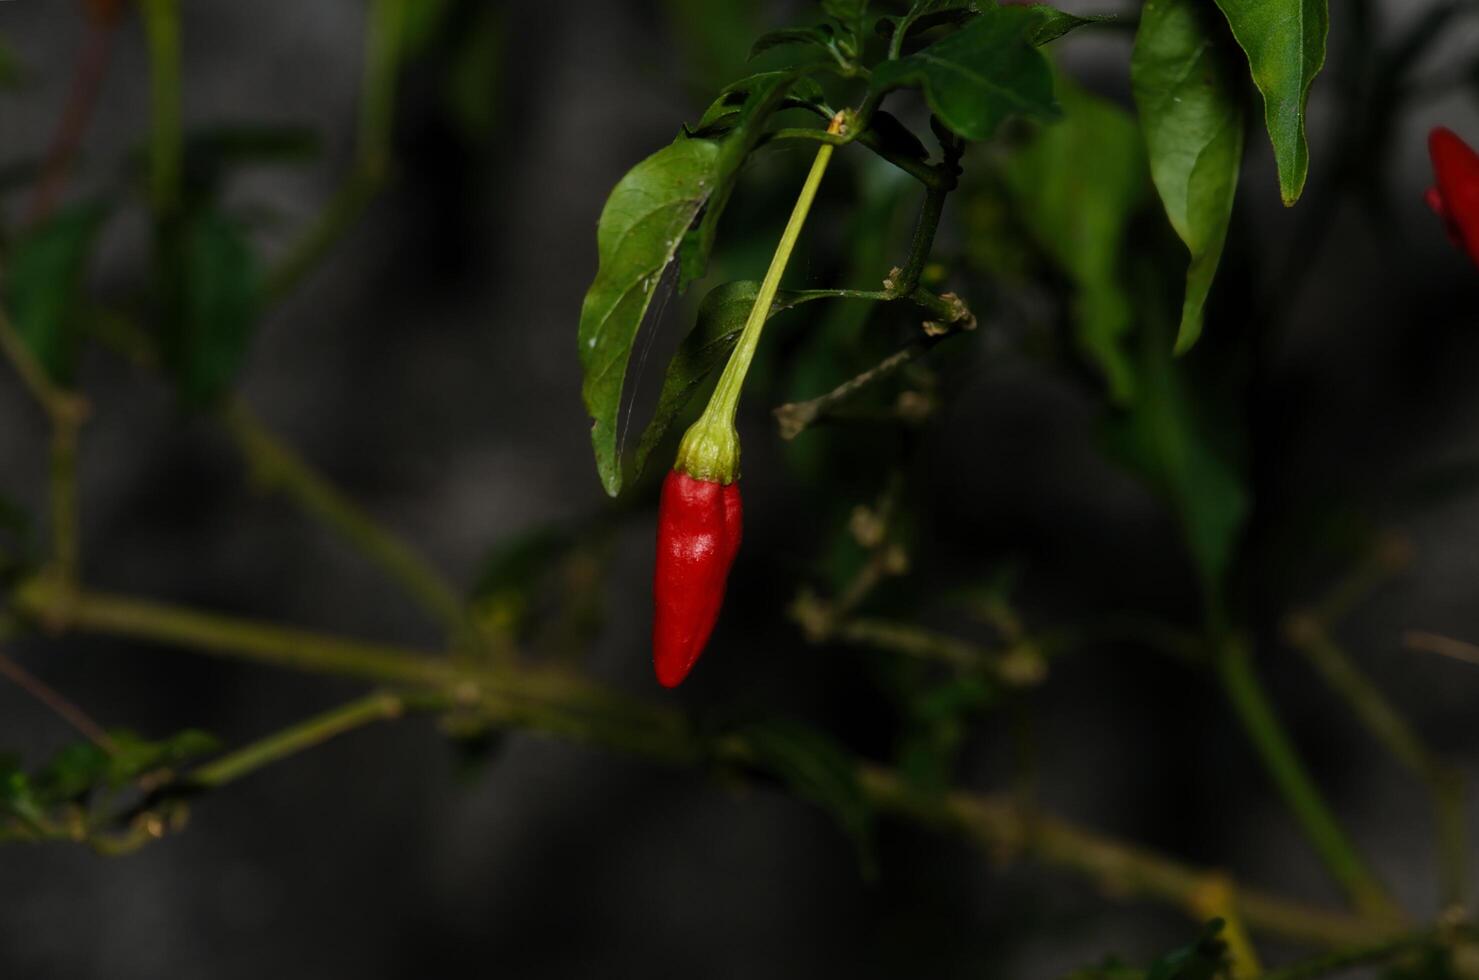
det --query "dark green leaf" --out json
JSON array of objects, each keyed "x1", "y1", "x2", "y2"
[
  {"x1": 443, "y1": 3, "x2": 506, "y2": 148},
  {"x1": 3, "y1": 201, "x2": 110, "y2": 384},
  {"x1": 1212, "y1": 0, "x2": 1328, "y2": 205},
  {"x1": 868, "y1": 110, "x2": 930, "y2": 162},
  {"x1": 166, "y1": 208, "x2": 262, "y2": 405},
  {"x1": 868, "y1": 5, "x2": 1059, "y2": 142},
  {"x1": 1027, "y1": 5, "x2": 1107, "y2": 46},
  {"x1": 633, "y1": 281, "x2": 809, "y2": 479},
  {"x1": 1132, "y1": 0, "x2": 1244, "y2": 354},
  {"x1": 578, "y1": 136, "x2": 721, "y2": 497},
  {"x1": 33, "y1": 741, "x2": 109, "y2": 804},
  {"x1": 822, "y1": 0, "x2": 870, "y2": 46},
  {"x1": 693, "y1": 72, "x2": 827, "y2": 135},
  {"x1": 1145, "y1": 920, "x2": 1230, "y2": 980},
  {"x1": 1106, "y1": 303, "x2": 1248, "y2": 593},
  {"x1": 0, "y1": 761, "x2": 44, "y2": 826},
  {"x1": 682, "y1": 72, "x2": 818, "y2": 290},
  {"x1": 750, "y1": 25, "x2": 835, "y2": 60},
  {"x1": 1002, "y1": 80, "x2": 1145, "y2": 403},
  {"x1": 105, "y1": 728, "x2": 220, "y2": 786},
  {"x1": 0, "y1": 36, "x2": 22, "y2": 89},
  {"x1": 400, "y1": 0, "x2": 455, "y2": 58},
  {"x1": 731, "y1": 719, "x2": 875, "y2": 869},
  {"x1": 470, "y1": 525, "x2": 578, "y2": 638}
]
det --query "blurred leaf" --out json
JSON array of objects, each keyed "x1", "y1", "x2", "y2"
[
  {"x1": 869, "y1": 6, "x2": 1059, "y2": 142},
  {"x1": 33, "y1": 741, "x2": 109, "y2": 804},
  {"x1": 0, "y1": 36, "x2": 22, "y2": 89},
  {"x1": 400, "y1": 0, "x2": 454, "y2": 58},
  {"x1": 443, "y1": 3, "x2": 506, "y2": 147},
  {"x1": 1145, "y1": 920, "x2": 1230, "y2": 980},
  {"x1": 682, "y1": 71, "x2": 819, "y2": 290},
  {"x1": 731, "y1": 719, "x2": 876, "y2": 871},
  {"x1": 1212, "y1": 0, "x2": 1328, "y2": 205},
  {"x1": 1132, "y1": 0, "x2": 1244, "y2": 355},
  {"x1": 1106, "y1": 301, "x2": 1248, "y2": 595},
  {"x1": 578, "y1": 136, "x2": 721, "y2": 497},
  {"x1": 1003, "y1": 80, "x2": 1146, "y2": 403},
  {"x1": 104, "y1": 728, "x2": 220, "y2": 786},
  {"x1": 0, "y1": 760, "x2": 45, "y2": 826},
  {"x1": 470, "y1": 525, "x2": 579, "y2": 640},
  {"x1": 898, "y1": 674, "x2": 994, "y2": 792},
  {"x1": 164, "y1": 208, "x2": 262, "y2": 406},
  {"x1": 3, "y1": 201, "x2": 110, "y2": 383},
  {"x1": 634, "y1": 280, "x2": 810, "y2": 480}
]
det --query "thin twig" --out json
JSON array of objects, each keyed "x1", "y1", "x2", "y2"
[
  {"x1": 7, "y1": 575, "x2": 1392, "y2": 950},
  {"x1": 26, "y1": 12, "x2": 119, "y2": 225},
  {"x1": 221, "y1": 400, "x2": 467, "y2": 635},
  {"x1": 0, "y1": 650, "x2": 115, "y2": 753}
]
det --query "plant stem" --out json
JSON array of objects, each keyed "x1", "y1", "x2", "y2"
[
  {"x1": 8, "y1": 576, "x2": 1391, "y2": 949},
  {"x1": 138, "y1": 0, "x2": 182, "y2": 219},
  {"x1": 0, "y1": 650, "x2": 115, "y2": 752},
  {"x1": 1216, "y1": 637, "x2": 1402, "y2": 921},
  {"x1": 0, "y1": 304, "x2": 89, "y2": 586},
  {"x1": 769, "y1": 126, "x2": 947, "y2": 190},
  {"x1": 26, "y1": 16, "x2": 118, "y2": 225},
  {"x1": 222, "y1": 400, "x2": 467, "y2": 634},
  {"x1": 190, "y1": 691, "x2": 417, "y2": 787},
  {"x1": 266, "y1": 0, "x2": 403, "y2": 301},
  {"x1": 678, "y1": 114, "x2": 844, "y2": 481}
]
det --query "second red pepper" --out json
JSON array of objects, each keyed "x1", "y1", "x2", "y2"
[{"x1": 1427, "y1": 127, "x2": 1479, "y2": 268}]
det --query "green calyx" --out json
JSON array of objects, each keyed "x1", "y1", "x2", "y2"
[{"x1": 673, "y1": 112, "x2": 844, "y2": 486}]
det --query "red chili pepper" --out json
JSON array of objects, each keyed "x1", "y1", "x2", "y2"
[
  {"x1": 649, "y1": 111, "x2": 846, "y2": 687},
  {"x1": 1426, "y1": 127, "x2": 1479, "y2": 268},
  {"x1": 652, "y1": 470, "x2": 742, "y2": 687}
]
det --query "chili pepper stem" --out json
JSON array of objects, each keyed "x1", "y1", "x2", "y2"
[{"x1": 676, "y1": 111, "x2": 848, "y2": 484}]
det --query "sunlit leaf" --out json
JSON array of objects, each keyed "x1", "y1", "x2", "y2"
[
  {"x1": 578, "y1": 136, "x2": 721, "y2": 496},
  {"x1": 1132, "y1": 0, "x2": 1244, "y2": 354},
  {"x1": 1212, "y1": 0, "x2": 1328, "y2": 205}
]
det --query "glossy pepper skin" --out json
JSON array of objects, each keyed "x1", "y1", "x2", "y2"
[
  {"x1": 1426, "y1": 127, "x2": 1479, "y2": 268},
  {"x1": 653, "y1": 470, "x2": 743, "y2": 688}
]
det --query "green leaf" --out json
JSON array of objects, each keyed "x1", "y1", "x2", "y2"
[
  {"x1": 869, "y1": 6, "x2": 1058, "y2": 141},
  {"x1": 750, "y1": 25, "x2": 836, "y2": 61},
  {"x1": 470, "y1": 525, "x2": 578, "y2": 639},
  {"x1": 578, "y1": 136, "x2": 722, "y2": 497},
  {"x1": 165, "y1": 208, "x2": 263, "y2": 406},
  {"x1": 682, "y1": 71, "x2": 817, "y2": 290},
  {"x1": 1212, "y1": 0, "x2": 1328, "y2": 205},
  {"x1": 731, "y1": 719, "x2": 875, "y2": 869},
  {"x1": 1002, "y1": 80, "x2": 1146, "y2": 403},
  {"x1": 443, "y1": 3, "x2": 506, "y2": 148},
  {"x1": 104, "y1": 728, "x2": 220, "y2": 786},
  {"x1": 1026, "y1": 5, "x2": 1107, "y2": 46},
  {"x1": 821, "y1": 0, "x2": 870, "y2": 46},
  {"x1": 693, "y1": 72, "x2": 827, "y2": 135},
  {"x1": 1106, "y1": 306, "x2": 1248, "y2": 594},
  {"x1": 33, "y1": 741, "x2": 109, "y2": 804},
  {"x1": 0, "y1": 761, "x2": 45, "y2": 826},
  {"x1": 633, "y1": 281, "x2": 809, "y2": 479},
  {"x1": 1132, "y1": 0, "x2": 1245, "y2": 355},
  {"x1": 4, "y1": 202, "x2": 110, "y2": 384},
  {"x1": 1145, "y1": 920, "x2": 1231, "y2": 980}
]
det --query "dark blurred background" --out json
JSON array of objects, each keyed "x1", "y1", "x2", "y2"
[{"x1": 0, "y1": 0, "x2": 1477, "y2": 976}]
